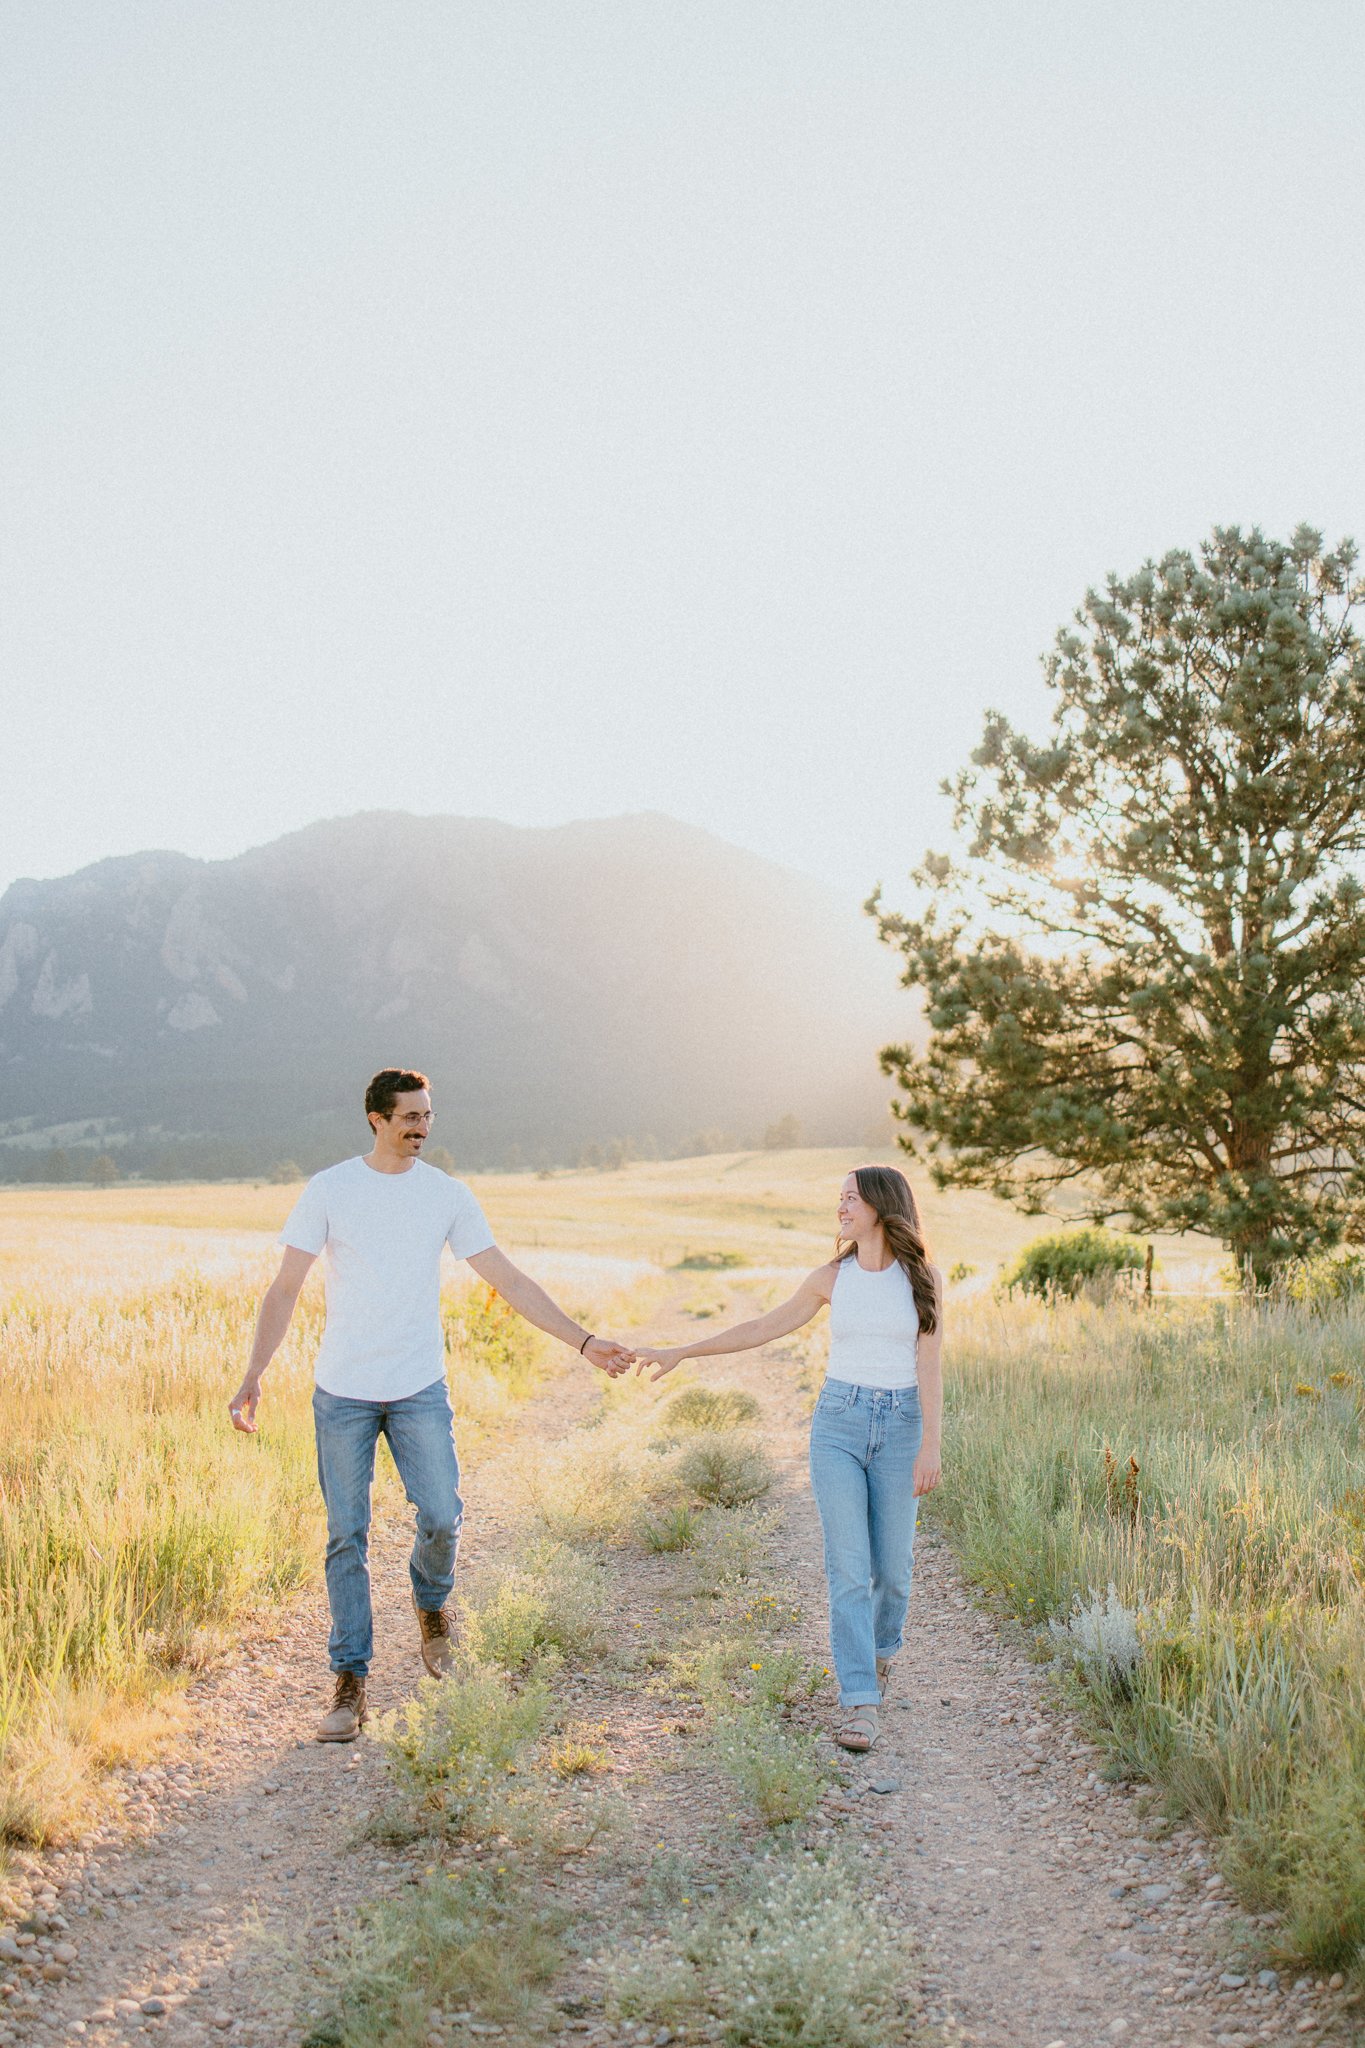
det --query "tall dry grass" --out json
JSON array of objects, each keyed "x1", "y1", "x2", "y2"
[
  {"x1": 938, "y1": 1291, "x2": 1365, "y2": 1971},
  {"x1": 0, "y1": 1274, "x2": 542, "y2": 1848}
]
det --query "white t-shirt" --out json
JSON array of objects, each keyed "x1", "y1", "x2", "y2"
[{"x1": 280, "y1": 1156, "x2": 495, "y2": 1401}]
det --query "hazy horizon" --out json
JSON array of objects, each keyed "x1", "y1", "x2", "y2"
[{"x1": 7, "y1": 2, "x2": 1365, "y2": 907}]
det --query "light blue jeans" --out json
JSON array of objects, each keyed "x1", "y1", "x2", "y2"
[
  {"x1": 809, "y1": 1380, "x2": 923, "y2": 1707},
  {"x1": 312, "y1": 1377, "x2": 463, "y2": 1677}
]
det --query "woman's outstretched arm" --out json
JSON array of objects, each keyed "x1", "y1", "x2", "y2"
[{"x1": 634, "y1": 1263, "x2": 838, "y2": 1382}]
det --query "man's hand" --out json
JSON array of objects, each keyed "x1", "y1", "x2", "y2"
[
  {"x1": 228, "y1": 1374, "x2": 263, "y2": 1434},
  {"x1": 631, "y1": 1346, "x2": 688, "y2": 1384},
  {"x1": 582, "y1": 1336, "x2": 634, "y2": 1378},
  {"x1": 913, "y1": 1444, "x2": 941, "y2": 1497}
]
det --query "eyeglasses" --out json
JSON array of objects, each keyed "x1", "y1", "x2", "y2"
[{"x1": 393, "y1": 1111, "x2": 436, "y2": 1128}]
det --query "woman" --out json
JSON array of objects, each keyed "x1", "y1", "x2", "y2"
[{"x1": 633, "y1": 1165, "x2": 942, "y2": 1753}]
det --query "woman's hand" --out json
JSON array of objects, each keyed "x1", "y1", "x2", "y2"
[
  {"x1": 913, "y1": 1444, "x2": 941, "y2": 1497},
  {"x1": 632, "y1": 1346, "x2": 689, "y2": 1383}
]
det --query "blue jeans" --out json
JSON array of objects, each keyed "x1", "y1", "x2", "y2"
[
  {"x1": 312, "y1": 1377, "x2": 463, "y2": 1677},
  {"x1": 809, "y1": 1380, "x2": 922, "y2": 1707}
]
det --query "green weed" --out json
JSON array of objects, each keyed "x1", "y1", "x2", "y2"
[
  {"x1": 461, "y1": 1539, "x2": 609, "y2": 1673},
  {"x1": 610, "y1": 1851, "x2": 915, "y2": 2045},
  {"x1": 708, "y1": 1707, "x2": 824, "y2": 1827},
  {"x1": 307, "y1": 1867, "x2": 561, "y2": 2048},
  {"x1": 639, "y1": 1504, "x2": 700, "y2": 1553},
  {"x1": 373, "y1": 1665, "x2": 550, "y2": 1842}
]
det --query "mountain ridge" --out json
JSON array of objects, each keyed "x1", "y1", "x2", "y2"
[{"x1": 0, "y1": 811, "x2": 904, "y2": 1176}]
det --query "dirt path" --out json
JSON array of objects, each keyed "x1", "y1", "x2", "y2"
[{"x1": 4, "y1": 1299, "x2": 1358, "y2": 2048}]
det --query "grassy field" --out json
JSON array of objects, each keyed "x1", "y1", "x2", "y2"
[
  {"x1": 941, "y1": 1291, "x2": 1365, "y2": 1974},
  {"x1": 0, "y1": 1146, "x2": 1225, "y2": 1295},
  {"x1": 6, "y1": 1149, "x2": 1361, "y2": 1985}
]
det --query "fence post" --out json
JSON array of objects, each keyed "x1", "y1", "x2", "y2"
[{"x1": 1144, "y1": 1242, "x2": 1154, "y2": 1304}]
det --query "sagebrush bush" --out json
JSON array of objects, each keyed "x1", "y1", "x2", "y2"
[
  {"x1": 1049, "y1": 1585, "x2": 1145, "y2": 1694},
  {"x1": 690, "y1": 1506, "x2": 781, "y2": 1594},
  {"x1": 654, "y1": 1385, "x2": 762, "y2": 1440},
  {"x1": 676, "y1": 1433, "x2": 773, "y2": 1508}
]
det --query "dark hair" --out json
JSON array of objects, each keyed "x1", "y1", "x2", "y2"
[
  {"x1": 836, "y1": 1164, "x2": 939, "y2": 1334},
  {"x1": 365, "y1": 1068, "x2": 430, "y2": 1127}
]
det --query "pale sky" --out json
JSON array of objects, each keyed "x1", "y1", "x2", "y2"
[{"x1": 5, "y1": 2, "x2": 1364, "y2": 912}]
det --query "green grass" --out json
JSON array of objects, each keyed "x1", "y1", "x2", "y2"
[{"x1": 937, "y1": 1290, "x2": 1365, "y2": 1973}]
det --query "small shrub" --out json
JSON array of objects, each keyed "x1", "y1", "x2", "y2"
[
  {"x1": 738, "y1": 1648, "x2": 817, "y2": 1713},
  {"x1": 1049, "y1": 1585, "x2": 1145, "y2": 1693},
  {"x1": 521, "y1": 1417, "x2": 678, "y2": 1544},
  {"x1": 374, "y1": 1665, "x2": 549, "y2": 1840},
  {"x1": 676, "y1": 1434, "x2": 773, "y2": 1508},
  {"x1": 655, "y1": 1385, "x2": 762, "y2": 1439},
  {"x1": 691, "y1": 1506, "x2": 780, "y2": 1594},
  {"x1": 673, "y1": 1251, "x2": 746, "y2": 1271},
  {"x1": 610, "y1": 1852, "x2": 912, "y2": 2046},
  {"x1": 309, "y1": 1867, "x2": 562, "y2": 2046},
  {"x1": 1007, "y1": 1226, "x2": 1144, "y2": 1300},
  {"x1": 1282, "y1": 1248, "x2": 1365, "y2": 1312},
  {"x1": 668, "y1": 1631, "x2": 768, "y2": 1710},
  {"x1": 462, "y1": 1541, "x2": 609, "y2": 1673},
  {"x1": 709, "y1": 1708, "x2": 824, "y2": 1827}
]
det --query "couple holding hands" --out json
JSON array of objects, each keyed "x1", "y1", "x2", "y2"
[{"x1": 229, "y1": 1068, "x2": 942, "y2": 1755}]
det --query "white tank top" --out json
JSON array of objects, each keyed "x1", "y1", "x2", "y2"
[{"x1": 826, "y1": 1256, "x2": 920, "y2": 1389}]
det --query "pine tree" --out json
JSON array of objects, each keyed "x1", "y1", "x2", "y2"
[{"x1": 871, "y1": 526, "x2": 1365, "y2": 1283}]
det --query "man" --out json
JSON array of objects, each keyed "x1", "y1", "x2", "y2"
[{"x1": 228, "y1": 1067, "x2": 634, "y2": 1742}]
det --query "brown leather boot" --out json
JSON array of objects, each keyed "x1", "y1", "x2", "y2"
[
  {"x1": 412, "y1": 1588, "x2": 456, "y2": 1677},
  {"x1": 316, "y1": 1670, "x2": 367, "y2": 1742}
]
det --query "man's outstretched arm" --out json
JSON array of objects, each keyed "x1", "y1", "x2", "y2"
[
  {"x1": 229, "y1": 1246, "x2": 318, "y2": 1432},
  {"x1": 466, "y1": 1246, "x2": 634, "y2": 1376}
]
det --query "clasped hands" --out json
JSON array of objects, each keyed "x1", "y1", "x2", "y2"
[{"x1": 588, "y1": 1336, "x2": 686, "y2": 1383}]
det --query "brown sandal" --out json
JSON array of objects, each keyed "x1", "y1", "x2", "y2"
[{"x1": 835, "y1": 1705, "x2": 880, "y2": 1752}]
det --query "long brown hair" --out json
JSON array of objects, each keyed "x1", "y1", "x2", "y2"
[{"x1": 836, "y1": 1164, "x2": 939, "y2": 1335}]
